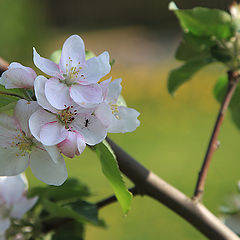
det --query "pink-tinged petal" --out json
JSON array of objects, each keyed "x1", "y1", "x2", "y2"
[
  {"x1": 34, "y1": 76, "x2": 58, "y2": 113},
  {"x1": 40, "y1": 122, "x2": 67, "y2": 146},
  {"x1": 57, "y1": 131, "x2": 86, "y2": 158},
  {"x1": 14, "y1": 100, "x2": 41, "y2": 136},
  {"x1": 81, "y1": 51, "x2": 111, "y2": 84},
  {"x1": 108, "y1": 106, "x2": 140, "y2": 133},
  {"x1": 0, "y1": 147, "x2": 29, "y2": 176},
  {"x1": 72, "y1": 114, "x2": 107, "y2": 145},
  {"x1": 33, "y1": 48, "x2": 63, "y2": 79},
  {"x1": 45, "y1": 78, "x2": 72, "y2": 110},
  {"x1": 94, "y1": 102, "x2": 114, "y2": 128},
  {"x1": 59, "y1": 35, "x2": 86, "y2": 73},
  {"x1": 29, "y1": 109, "x2": 57, "y2": 141},
  {"x1": 8, "y1": 62, "x2": 37, "y2": 79},
  {"x1": 43, "y1": 145, "x2": 63, "y2": 164},
  {"x1": 107, "y1": 78, "x2": 122, "y2": 103},
  {"x1": 99, "y1": 78, "x2": 111, "y2": 101},
  {"x1": 30, "y1": 147, "x2": 67, "y2": 186},
  {"x1": 0, "y1": 68, "x2": 35, "y2": 89},
  {"x1": 0, "y1": 175, "x2": 26, "y2": 206},
  {"x1": 11, "y1": 196, "x2": 38, "y2": 219},
  {"x1": 0, "y1": 217, "x2": 10, "y2": 234},
  {"x1": 70, "y1": 84, "x2": 103, "y2": 108}
]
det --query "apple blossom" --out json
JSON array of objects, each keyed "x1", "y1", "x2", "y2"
[
  {"x1": 0, "y1": 174, "x2": 38, "y2": 240},
  {"x1": 95, "y1": 78, "x2": 140, "y2": 133},
  {"x1": 30, "y1": 75, "x2": 107, "y2": 154},
  {"x1": 0, "y1": 62, "x2": 36, "y2": 89},
  {"x1": 33, "y1": 34, "x2": 111, "y2": 109},
  {"x1": 0, "y1": 99, "x2": 67, "y2": 186}
]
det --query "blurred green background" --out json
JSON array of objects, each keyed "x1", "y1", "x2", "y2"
[{"x1": 1, "y1": 0, "x2": 239, "y2": 239}]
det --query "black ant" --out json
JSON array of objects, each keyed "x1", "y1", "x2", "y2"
[{"x1": 85, "y1": 119, "x2": 89, "y2": 127}]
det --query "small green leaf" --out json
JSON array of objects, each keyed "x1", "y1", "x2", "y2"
[
  {"x1": 117, "y1": 95, "x2": 127, "y2": 107},
  {"x1": 43, "y1": 199, "x2": 103, "y2": 226},
  {"x1": 170, "y1": 4, "x2": 233, "y2": 39},
  {"x1": 0, "y1": 94, "x2": 20, "y2": 110},
  {"x1": 210, "y1": 45, "x2": 232, "y2": 63},
  {"x1": 168, "y1": 58, "x2": 214, "y2": 95},
  {"x1": 51, "y1": 221, "x2": 84, "y2": 240},
  {"x1": 94, "y1": 141, "x2": 132, "y2": 214},
  {"x1": 175, "y1": 33, "x2": 215, "y2": 61},
  {"x1": 213, "y1": 75, "x2": 240, "y2": 129},
  {"x1": 28, "y1": 178, "x2": 91, "y2": 202}
]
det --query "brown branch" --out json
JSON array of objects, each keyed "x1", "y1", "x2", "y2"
[
  {"x1": 0, "y1": 57, "x2": 9, "y2": 76},
  {"x1": 193, "y1": 71, "x2": 239, "y2": 200},
  {"x1": 96, "y1": 186, "x2": 139, "y2": 209},
  {"x1": 106, "y1": 137, "x2": 240, "y2": 240}
]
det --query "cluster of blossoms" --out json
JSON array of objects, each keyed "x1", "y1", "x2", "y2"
[
  {"x1": 0, "y1": 35, "x2": 140, "y2": 186},
  {"x1": 0, "y1": 174, "x2": 37, "y2": 240}
]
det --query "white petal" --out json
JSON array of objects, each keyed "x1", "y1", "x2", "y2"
[
  {"x1": 0, "y1": 114, "x2": 16, "y2": 131},
  {"x1": 0, "y1": 67, "x2": 35, "y2": 89},
  {"x1": 99, "y1": 78, "x2": 111, "y2": 100},
  {"x1": 59, "y1": 35, "x2": 86, "y2": 73},
  {"x1": 45, "y1": 78, "x2": 72, "y2": 110},
  {"x1": 34, "y1": 76, "x2": 58, "y2": 113},
  {"x1": 72, "y1": 114, "x2": 107, "y2": 145},
  {"x1": 14, "y1": 100, "x2": 41, "y2": 136},
  {"x1": 40, "y1": 122, "x2": 67, "y2": 146},
  {"x1": 81, "y1": 51, "x2": 111, "y2": 84},
  {"x1": 70, "y1": 84, "x2": 103, "y2": 108},
  {"x1": 57, "y1": 131, "x2": 86, "y2": 158},
  {"x1": 30, "y1": 147, "x2": 67, "y2": 186},
  {"x1": 0, "y1": 147, "x2": 29, "y2": 176},
  {"x1": 94, "y1": 102, "x2": 114, "y2": 128},
  {"x1": 0, "y1": 217, "x2": 10, "y2": 234},
  {"x1": 11, "y1": 196, "x2": 38, "y2": 219},
  {"x1": 108, "y1": 106, "x2": 140, "y2": 133},
  {"x1": 107, "y1": 78, "x2": 122, "y2": 103},
  {"x1": 0, "y1": 175, "x2": 26, "y2": 206},
  {"x1": 33, "y1": 48, "x2": 63, "y2": 79},
  {"x1": 43, "y1": 145, "x2": 63, "y2": 164},
  {"x1": 29, "y1": 109, "x2": 57, "y2": 142}
]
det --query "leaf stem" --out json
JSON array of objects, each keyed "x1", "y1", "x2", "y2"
[
  {"x1": 193, "y1": 70, "x2": 240, "y2": 200},
  {"x1": 96, "y1": 186, "x2": 139, "y2": 209}
]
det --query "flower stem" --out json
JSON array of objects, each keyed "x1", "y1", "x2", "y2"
[{"x1": 193, "y1": 70, "x2": 240, "y2": 201}]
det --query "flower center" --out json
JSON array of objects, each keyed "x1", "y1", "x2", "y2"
[
  {"x1": 62, "y1": 57, "x2": 85, "y2": 86},
  {"x1": 12, "y1": 131, "x2": 35, "y2": 156},
  {"x1": 109, "y1": 102, "x2": 120, "y2": 119},
  {"x1": 58, "y1": 105, "x2": 77, "y2": 129}
]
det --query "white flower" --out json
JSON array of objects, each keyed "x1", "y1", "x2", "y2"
[
  {"x1": 0, "y1": 99, "x2": 67, "y2": 186},
  {"x1": 230, "y1": 2, "x2": 240, "y2": 19},
  {"x1": 33, "y1": 34, "x2": 111, "y2": 109},
  {"x1": 95, "y1": 78, "x2": 140, "y2": 133},
  {"x1": 0, "y1": 174, "x2": 38, "y2": 239},
  {"x1": 30, "y1": 76, "x2": 107, "y2": 156},
  {"x1": 0, "y1": 62, "x2": 36, "y2": 89}
]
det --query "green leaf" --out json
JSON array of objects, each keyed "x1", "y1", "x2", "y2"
[
  {"x1": 175, "y1": 33, "x2": 215, "y2": 61},
  {"x1": 170, "y1": 3, "x2": 233, "y2": 40},
  {"x1": 42, "y1": 199, "x2": 103, "y2": 226},
  {"x1": 94, "y1": 141, "x2": 132, "y2": 214},
  {"x1": 210, "y1": 45, "x2": 232, "y2": 63},
  {"x1": 28, "y1": 178, "x2": 91, "y2": 202},
  {"x1": 0, "y1": 94, "x2": 20, "y2": 110},
  {"x1": 168, "y1": 58, "x2": 214, "y2": 95},
  {"x1": 65, "y1": 200, "x2": 105, "y2": 226},
  {"x1": 213, "y1": 75, "x2": 240, "y2": 129},
  {"x1": 51, "y1": 221, "x2": 84, "y2": 240}
]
